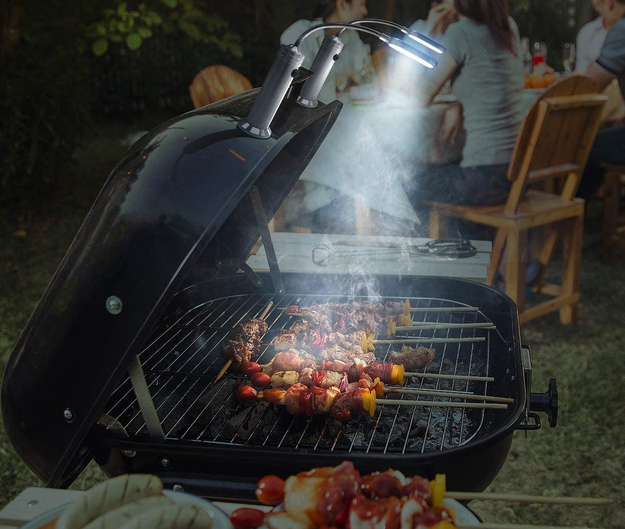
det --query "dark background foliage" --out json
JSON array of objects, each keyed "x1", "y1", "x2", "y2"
[{"x1": 0, "y1": 0, "x2": 593, "y2": 210}]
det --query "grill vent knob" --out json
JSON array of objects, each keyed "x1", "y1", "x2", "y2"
[{"x1": 530, "y1": 378, "x2": 558, "y2": 428}]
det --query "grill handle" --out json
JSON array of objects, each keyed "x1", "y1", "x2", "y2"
[{"x1": 529, "y1": 378, "x2": 558, "y2": 428}]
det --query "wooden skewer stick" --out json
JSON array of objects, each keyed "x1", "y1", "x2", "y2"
[
  {"x1": 411, "y1": 306, "x2": 480, "y2": 312},
  {"x1": 215, "y1": 301, "x2": 274, "y2": 381},
  {"x1": 277, "y1": 306, "x2": 481, "y2": 313},
  {"x1": 447, "y1": 492, "x2": 613, "y2": 506},
  {"x1": 378, "y1": 398, "x2": 507, "y2": 410},
  {"x1": 374, "y1": 337, "x2": 486, "y2": 344},
  {"x1": 459, "y1": 525, "x2": 606, "y2": 529},
  {"x1": 405, "y1": 372, "x2": 494, "y2": 382},
  {"x1": 384, "y1": 387, "x2": 513, "y2": 404},
  {"x1": 396, "y1": 323, "x2": 495, "y2": 331}
]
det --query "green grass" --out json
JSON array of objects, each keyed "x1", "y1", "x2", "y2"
[{"x1": 1, "y1": 123, "x2": 625, "y2": 527}]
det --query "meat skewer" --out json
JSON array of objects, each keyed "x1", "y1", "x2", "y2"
[
  {"x1": 267, "y1": 368, "x2": 511, "y2": 404},
  {"x1": 216, "y1": 301, "x2": 273, "y2": 381},
  {"x1": 239, "y1": 381, "x2": 508, "y2": 422}
]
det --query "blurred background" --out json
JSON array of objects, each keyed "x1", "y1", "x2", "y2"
[{"x1": 0, "y1": 0, "x2": 591, "y2": 211}]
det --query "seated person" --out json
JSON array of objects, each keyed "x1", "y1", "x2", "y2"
[
  {"x1": 576, "y1": 0, "x2": 625, "y2": 122},
  {"x1": 280, "y1": 0, "x2": 378, "y2": 234},
  {"x1": 576, "y1": 0, "x2": 625, "y2": 201},
  {"x1": 280, "y1": 0, "x2": 371, "y2": 103},
  {"x1": 407, "y1": 0, "x2": 524, "y2": 209},
  {"x1": 409, "y1": 0, "x2": 458, "y2": 39}
]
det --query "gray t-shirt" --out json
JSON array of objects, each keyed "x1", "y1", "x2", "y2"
[
  {"x1": 442, "y1": 18, "x2": 524, "y2": 167},
  {"x1": 596, "y1": 18, "x2": 625, "y2": 99}
]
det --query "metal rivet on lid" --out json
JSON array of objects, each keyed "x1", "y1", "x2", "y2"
[
  {"x1": 172, "y1": 485, "x2": 184, "y2": 492},
  {"x1": 106, "y1": 296, "x2": 123, "y2": 315},
  {"x1": 63, "y1": 409, "x2": 74, "y2": 421},
  {"x1": 27, "y1": 501, "x2": 38, "y2": 507},
  {"x1": 161, "y1": 457, "x2": 171, "y2": 468}
]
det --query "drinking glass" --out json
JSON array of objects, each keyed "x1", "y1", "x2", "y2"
[
  {"x1": 562, "y1": 43, "x2": 576, "y2": 74},
  {"x1": 533, "y1": 41, "x2": 547, "y2": 66}
]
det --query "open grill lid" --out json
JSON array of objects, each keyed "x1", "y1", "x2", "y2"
[{"x1": 2, "y1": 88, "x2": 342, "y2": 487}]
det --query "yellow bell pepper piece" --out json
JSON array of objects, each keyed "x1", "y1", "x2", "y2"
[
  {"x1": 397, "y1": 364, "x2": 405, "y2": 386},
  {"x1": 367, "y1": 333, "x2": 376, "y2": 352},
  {"x1": 388, "y1": 319, "x2": 396, "y2": 337},
  {"x1": 429, "y1": 474, "x2": 446, "y2": 509},
  {"x1": 404, "y1": 299, "x2": 411, "y2": 315},
  {"x1": 362, "y1": 390, "x2": 371, "y2": 412},
  {"x1": 369, "y1": 393, "x2": 377, "y2": 417}
]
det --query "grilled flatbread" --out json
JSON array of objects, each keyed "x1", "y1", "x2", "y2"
[
  {"x1": 56, "y1": 474, "x2": 163, "y2": 529},
  {"x1": 117, "y1": 504, "x2": 212, "y2": 529},
  {"x1": 82, "y1": 495, "x2": 173, "y2": 529}
]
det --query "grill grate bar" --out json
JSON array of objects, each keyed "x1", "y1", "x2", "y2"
[{"x1": 104, "y1": 293, "x2": 495, "y2": 455}]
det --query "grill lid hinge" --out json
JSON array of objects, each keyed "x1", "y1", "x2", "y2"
[
  {"x1": 128, "y1": 355, "x2": 165, "y2": 442},
  {"x1": 521, "y1": 345, "x2": 532, "y2": 434},
  {"x1": 249, "y1": 186, "x2": 285, "y2": 295}
]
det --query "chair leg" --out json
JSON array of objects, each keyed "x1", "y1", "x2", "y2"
[
  {"x1": 603, "y1": 170, "x2": 619, "y2": 261},
  {"x1": 487, "y1": 228, "x2": 507, "y2": 285},
  {"x1": 560, "y1": 215, "x2": 583, "y2": 325},
  {"x1": 429, "y1": 210, "x2": 448, "y2": 238},
  {"x1": 504, "y1": 228, "x2": 527, "y2": 314}
]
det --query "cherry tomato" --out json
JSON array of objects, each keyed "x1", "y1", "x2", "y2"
[
  {"x1": 229, "y1": 508, "x2": 265, "y2": 529},
  {"x1": 240, "y1": 361, "x2": 261, "y2": 376},
  {"x1": 250, "y1": 372, "x2": 271, "y2": 388},
  {"x1": 237, "y1": 385, "x2": 258, "y2": 402},
  {"x1": 255, "y1": 475, "x2": 286, "y2": 505}
]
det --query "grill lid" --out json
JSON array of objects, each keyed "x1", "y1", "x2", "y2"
[{"x1": 1, "y1": 88, "x2": 342, "y2": 487}]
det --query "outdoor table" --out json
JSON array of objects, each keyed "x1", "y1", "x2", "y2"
[{"x1": 248, "y1": 232, "x2": 492, "y2": 281}]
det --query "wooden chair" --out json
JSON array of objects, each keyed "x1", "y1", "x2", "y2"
[
  {"x1": 189, "y1": 65, "x2": 252, "y2": 109},
  {"x1": 428, "y1": 75, "x2": 607, "y2": 325},
  {"x1": 603, "y1": 163, "x2": 625, "y2": 260}
]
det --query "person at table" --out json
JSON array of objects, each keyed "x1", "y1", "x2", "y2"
[
  {"x1": 577, "y1": 0, "x2": 610, "y2": 71},
  {"x1": 576, "y1": 0, "x2": 625, "y2": 122},
  {"x1": 279, "y1": 0, "x2": 377, "y2": 234},
  {"x1": 407, "y1": 0, "x2": 524, "y2": 208},
  {"x1": 280, "y1": 0, "x2": 371, "y2": 104},
  {"x1": 576, "y1": 0, "x2": 625, "y2": 202},
  {"x1": 409, "y1": 0, "x2": 459, "y2": 40}
]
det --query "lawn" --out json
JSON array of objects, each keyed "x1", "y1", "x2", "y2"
[{"x1": 1, "y1": 119, "x2": 624, "y2": 528}]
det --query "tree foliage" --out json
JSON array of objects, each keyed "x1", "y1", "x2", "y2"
[{"x1": 86, "y1": 0, "x2": 242, "y2": 58}]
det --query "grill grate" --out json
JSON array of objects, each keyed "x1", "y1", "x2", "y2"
[{"x1": 104, "y1": 294, "x2": 493, "y2": 455}]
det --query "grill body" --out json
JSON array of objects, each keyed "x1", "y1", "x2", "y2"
[{"x1": 89, "y1": 274, "x2": 524, "y2": 498}]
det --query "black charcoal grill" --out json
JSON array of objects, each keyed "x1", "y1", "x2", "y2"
[{"x1": 2, "y1": 80, "x2": 557, "y2": 501}]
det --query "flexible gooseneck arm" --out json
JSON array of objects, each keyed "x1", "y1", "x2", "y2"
[{"x1": 341, "y1": 18, "x2": 446, "y2": 54}]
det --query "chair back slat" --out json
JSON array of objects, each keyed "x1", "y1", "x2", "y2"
[{"x1": 504, "y1": 75, "x2": 606, "y2": 214}]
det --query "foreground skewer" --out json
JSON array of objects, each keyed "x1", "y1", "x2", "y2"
[
  {"x1": 459, "y1": 525, "x2": 606, "y2": 529},
  {"x1": 216, "y1": 301, "x2": 273, "y2": 381},
  {"x1": 447, "y1": 492, "x2": 613, "y2": 505},
  {"x1": 411, "y1": 306, "x2": 480, "y2": 312}
]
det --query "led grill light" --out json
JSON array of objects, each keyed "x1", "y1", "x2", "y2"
[
  {"x1": 344, "y1": 18, "x2": 446, "y2": 55},
  {"x1": 238, "y1": 21, "x2": 441, "y2": 137}
]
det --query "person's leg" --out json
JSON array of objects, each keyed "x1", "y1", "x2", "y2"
[{"x1": 577, "y1": 126, "x2": 625, "y2": 201}]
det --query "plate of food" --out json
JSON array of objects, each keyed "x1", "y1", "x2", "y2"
[
  {"x1": 228, "y1": 461, "x2": 480, "y2": 529},
  {"x1": 20, "y1": 474, "x2": 230, "y2": 529}
]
